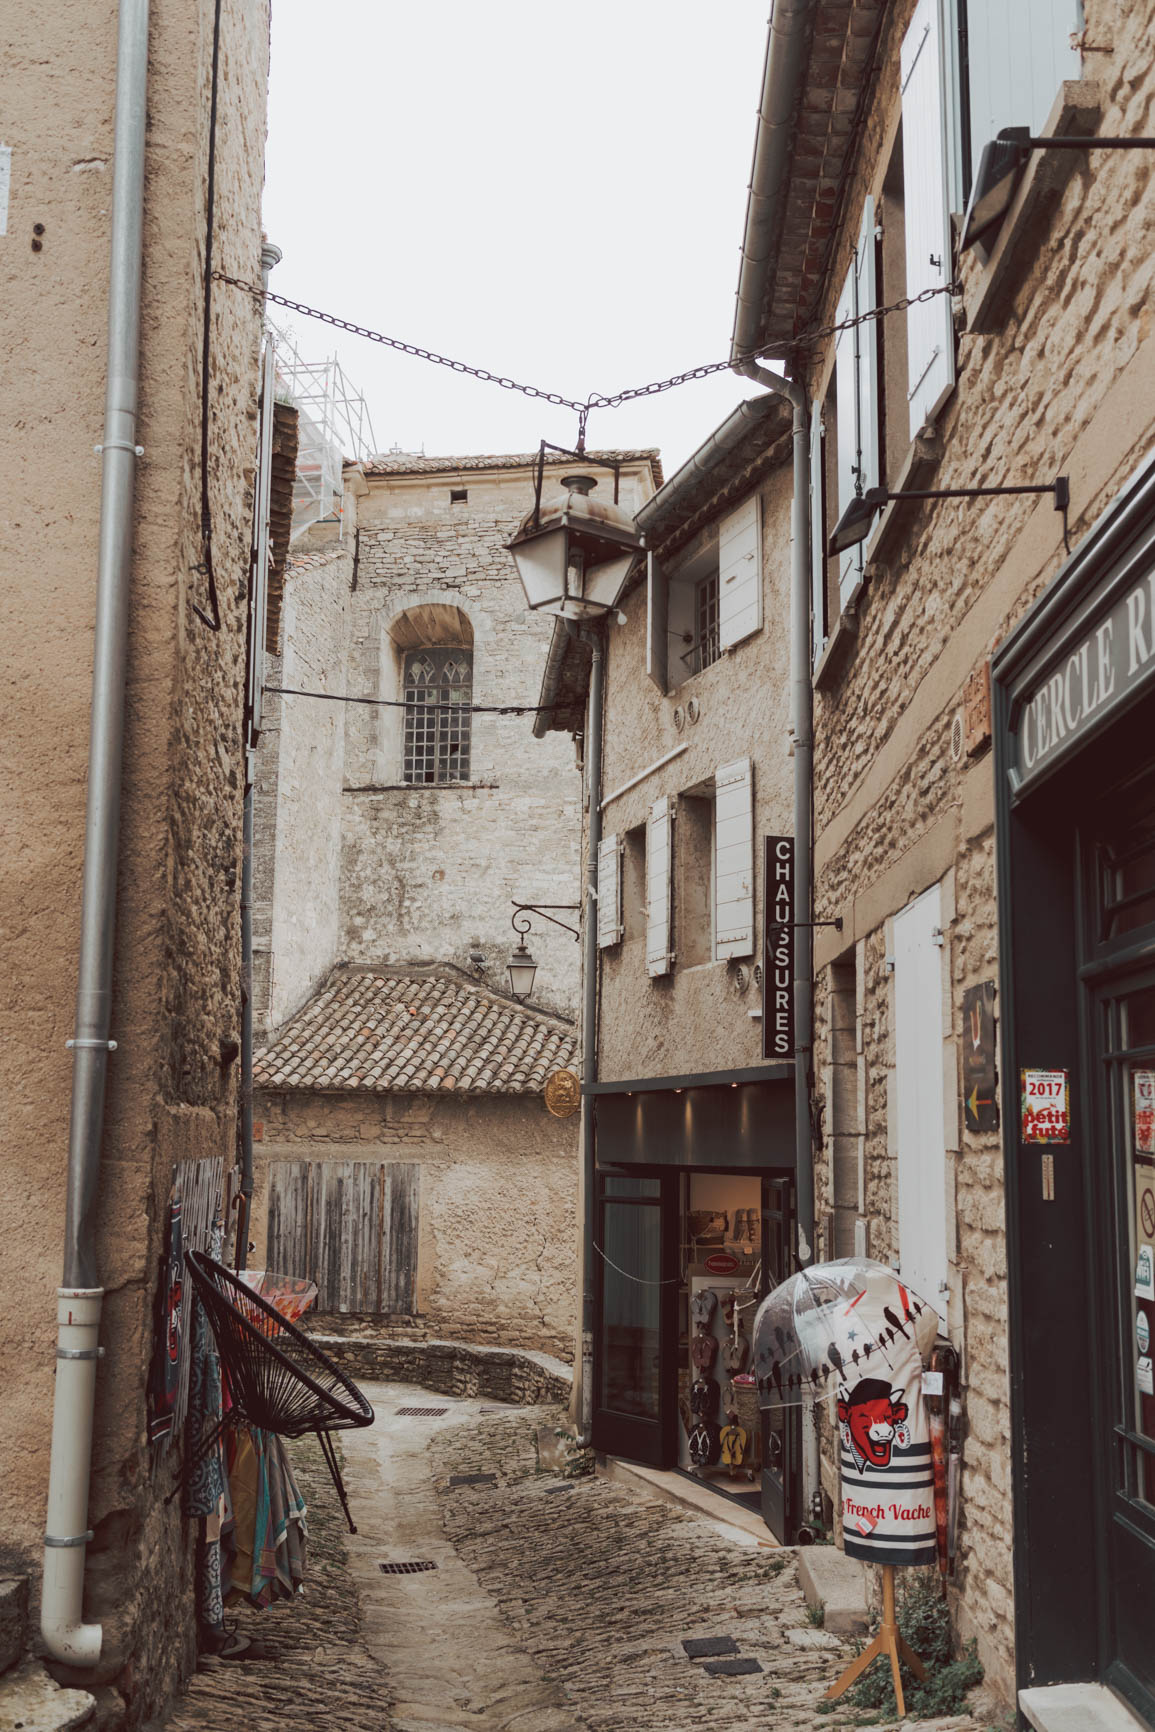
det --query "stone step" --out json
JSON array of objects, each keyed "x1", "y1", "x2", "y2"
[
  {"x1": 0, "y1": 1659, "x2": 95, "y2": 1731},
  {"x1": 1019, "y1": 1681, "x2": 1151, "y2": 1732},
  {"x1": 0, "y1": 1577, "x2": 29, "y2": 1675}
]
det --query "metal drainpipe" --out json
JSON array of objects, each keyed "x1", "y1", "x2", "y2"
[
  {"x1": 572, "y1": 622, "x2": 605, "y2": 1443},
  {"x1": 236, "y1": 241, "x2": 281, "y2": 1273},
  {"x1": 735, "y1": 356, "x2": 821, "y2": 1523},
  {"x1": 41, "y1": 0, "x2": 150, "y2": 1667}
]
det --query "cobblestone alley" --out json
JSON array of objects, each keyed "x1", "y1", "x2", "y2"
[{"x1": 155, "y1": 1384, "x2": 1005, "y2": 1732}]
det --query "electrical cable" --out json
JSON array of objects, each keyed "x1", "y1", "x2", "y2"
[
  {"x1": 192, "y1": 0, "x2": 225, "y2": 631},
  {"x1": 264, "y1": 683, "x2": 562, "y2": 716}
]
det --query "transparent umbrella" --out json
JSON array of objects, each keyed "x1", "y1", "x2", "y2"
[{"x1": 752, "y1": 1257, "x2": 937, "y2": 1409}]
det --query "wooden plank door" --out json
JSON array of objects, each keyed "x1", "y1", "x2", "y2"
[{"x1": 267, "y1": 1158, "x2": 418, "y2": 1315}]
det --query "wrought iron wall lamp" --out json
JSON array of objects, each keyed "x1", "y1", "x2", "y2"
[
  {"x1": 507, "y1": 900, "x2": 581, "y2": 1002},
  {"x1": 828, "y1": 477, "x2": 1071, "y2": 559},
  {"x1": 961, "y1": 127, "x2": 1155, "y2": 253}
]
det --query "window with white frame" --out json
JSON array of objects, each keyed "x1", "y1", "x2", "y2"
[
  {"x1": 646, "y1": 496, "x2": 763, "y2": 693},
  {"x1": 402, "y1": 647, "x2": 472, "y2": 784}
]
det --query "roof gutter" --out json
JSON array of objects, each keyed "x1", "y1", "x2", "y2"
[
  {"x1": 730, "y1": 0, "x2": 816, "y2": 366},
  {"x1": 635, "y1": 396, "x2": 784, "y2": 540}
]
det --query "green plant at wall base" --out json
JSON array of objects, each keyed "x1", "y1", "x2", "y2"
[
  {"x1": 844, "y1": 1575, "x2": 983, "y2": 1719},
  {"x1": 807, "y1": 1599, "x2": 826, "y2": 1627}
]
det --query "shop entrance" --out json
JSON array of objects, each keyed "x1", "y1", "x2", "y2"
[
  {"x1": 592, "y1": 1163, "x2": 800, "y2": 1540},
  {"x1": 1084, "y1": 774, "x2": 1155, "y2": 1719}
]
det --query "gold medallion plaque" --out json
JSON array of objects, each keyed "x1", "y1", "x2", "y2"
[{"x1": 544, "y1": 1068, "x2": 581, "y2": 1118}]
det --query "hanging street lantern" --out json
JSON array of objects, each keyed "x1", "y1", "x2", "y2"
[
  {"x1": 507, "y1": 937, "x2": 539, "y2": 1002},
  {"x1": 507, "y1": 466, "x2": 642, "y2": 622}
]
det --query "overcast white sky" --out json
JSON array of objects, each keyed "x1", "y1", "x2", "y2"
[{"x1": 261, "y1": 2, "x2": 770, "y2": 477}]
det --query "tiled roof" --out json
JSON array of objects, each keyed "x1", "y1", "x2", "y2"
[
  {"x1": 359, "y1": 449, "x2": 664, "y2": 486},
  {"x1": 253, "y1": 968, "x2": 579, "y2": 1096}
]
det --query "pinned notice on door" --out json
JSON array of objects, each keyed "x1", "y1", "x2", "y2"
[
  {"x1": 1137, "y1": 1245, "x2": 1155, "y2": 1304},
  {"x1": 1134, "y1": 1069, "x2": 1155, "y2": 1156},
  {"x1": 1021, "y1": 1069, "x2": 1070, "y2": 1144},
  {"x1": 1139, "y1": 1356, "x2": 1155, "y2": 1398}
]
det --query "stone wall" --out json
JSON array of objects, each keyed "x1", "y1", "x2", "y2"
[
  {"x1": 803, "y1": 0, "x2": 1155, "y2": 1700},
  {"x1": 253, "y1": 1089, "x2": 579, "y2": 1362},
  {"x1": 253, "y1": 538, "x2": 353, "y2": 1034},
  {"x1": 336, "y1": 466, "x2": 650, "y2": 1022},
  {"x1": 0, "y1": 0, "x2": 268, "y2": 1720},
  {"x1": 596, "y1": 461, "x2": 795, "y2": 1082}
]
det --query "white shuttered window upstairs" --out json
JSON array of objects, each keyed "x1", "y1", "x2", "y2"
[
  {"x1": 834, "y1": 197, "x2": 880, "y2": 612},
  {"x1": 646, "y1": 796, "x2": 674, "y2": 977},
  {"x1": 645, "y1": 552, "x2": 668, "y2": 694},
  {"x1": 965, "y1": 0, "x2": 1081, "y2": 186},
  {"x1": 810, "y1": 399, "x2": 827, "y2": 667},
  {"x1": 597, "y1": 833, "x2": 622, "y2": 949},
  {"x1": 902, "y1": 0, "x2": 956, "y2": 440},
  {"x1": 714, "y1": 758, "x2": 755, "y2": 961},
  {"x1": 718, "y1": 496, "x2": 762, "y2": 650}
]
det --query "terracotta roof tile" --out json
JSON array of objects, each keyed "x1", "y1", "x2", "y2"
[
  {"x1": 359, "y1": 448, "x2": 663, "y2": 484},
  {"x1": 254, "y1": 968, "x2": 578, "y2": 1097}
]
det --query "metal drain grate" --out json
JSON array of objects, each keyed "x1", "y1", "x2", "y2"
[
  {"x1": 448, "y1": 1472, "x2": 497, "y2": 1487},
  {"x1": 378, "y1": 1560, "x2": 438, "y2": 1575},
  {"x1": 396, "y1": 1406, "x2": 450, "y2": 1417}
]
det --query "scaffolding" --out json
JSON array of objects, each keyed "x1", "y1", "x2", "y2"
[{"x1": 269, "y1": 319, "x2": 377, "y2": 540}]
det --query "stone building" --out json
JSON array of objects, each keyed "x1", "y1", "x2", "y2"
[
  {"x1": 531, "y1": 400, "x2": 806, "y2": 1537},
  {"x1": 728, "y1": 0, "x2": 1155, "y2": 1720},
  {"x1": 251, "y1": 452, "x2": 661, "y2": 1352},
  {"x1": 1, "y1": 0, "x2": 269, "y2": 1722}
]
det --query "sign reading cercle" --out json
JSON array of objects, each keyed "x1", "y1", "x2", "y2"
[
  {"x1": 1014, "y1": 564, "x2": 1155, "y2": 787},
  {"x1": 544, "y1": 1069, "x2": 581, "y2": 1118}
]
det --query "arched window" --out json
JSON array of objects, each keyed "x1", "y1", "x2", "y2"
[{"x1": 403, "y1": 647, "x2": 472, "y2": 784}]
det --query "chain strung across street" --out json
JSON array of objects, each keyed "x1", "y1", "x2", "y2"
[{"x1": 212, "y1": 270, "x2": 962, "y2": 442}]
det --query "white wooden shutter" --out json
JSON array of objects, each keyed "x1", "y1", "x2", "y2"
[
  {"x1": 965, "y1": 0, "x2": 1081, "y2": 187},
  {"x1": 645, "y1": 796, "x2": 674, "y2": 977},
  {"x1": 855, "y1": 196, "x2": 880, "y2": 499},
  {"x1": 714, "y1": 758, "x2": 754, "y2": 961},
  {"x1": 834, "y1": 264, "x2": 863, "y2": 612},
  {"x1": 645, "y1": 552, "x2": 668, "y2": 693},
  {"x1": 902, "y1": 0, "x2": 956, "y2": 440},
  {"x1": 718, "y1": 495, "x2": 762, "y2": 650},
  {"x1": 810, "y1": 399, "x2": 827, "y2": 667},
  {"x1": 894, "y1": 883, "x2": 949, "y2": 1322},
  {"x1": 597, "y1": 833, "x2": 622, "y2": 948}
]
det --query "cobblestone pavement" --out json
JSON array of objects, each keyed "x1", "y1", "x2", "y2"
[
  {"x1": 158, "y1": 1385, "x2": 1006, "y2": 1732},
  {"x1": 155, "y1": 1431, "x2": 394, "y2": 1732}
]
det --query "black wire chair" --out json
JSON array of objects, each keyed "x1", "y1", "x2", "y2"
[{"x1": 184, "y1": 1250, "x2": 375, "y2": 1532}]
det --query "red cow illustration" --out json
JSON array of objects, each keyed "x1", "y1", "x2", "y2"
[{"x1": 837, "y1": 1376, "x2": 908, "y2": 1472}]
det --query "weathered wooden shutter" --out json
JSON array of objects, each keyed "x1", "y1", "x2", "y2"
[
  {"x1": 902, "y1": 0, "x2": 956, "y2": 440},
  {"x1": 718, "y1": 495, "x2": 762, "y2": 650},
  {"x1": 810, "y1": 399, "x2": 827, "y2": 666},
  {"x1": 834, "y1": 263, "x2": 862, "y2": 612},
  {"x1": 267, "y1": 1158, "x2": 419, "y2": 1315},
  {"x1": 646, "y1": 795, "x2": 674, "y2": 977},
  {"x1": 893, "y1": 885, "x2": 949, "y2": 1322},
  {"x1": 965, "y1": 0, "x2": 1081, "y2": 186},
  {"x1": 597, "y1": 832, "x2": 623, "y2": 948},
  {"x1": 714, "y1": 758, "x2": 755, "y2": 960},
  {"x1": 645, "y1": 551, "x2": 668, "y2": 693}
]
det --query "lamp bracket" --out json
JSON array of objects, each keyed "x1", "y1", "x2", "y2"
[
  {"x1": 531, "y1": 441, "x2": 622, "y2": 532},
  {"x1": 511, "y1": 900, "x2": 582, "y2": 941}
]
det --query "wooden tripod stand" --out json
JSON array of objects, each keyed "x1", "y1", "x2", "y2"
[{"x1": 824, "y1": 1563, "x2": 925, "y2": 1719}]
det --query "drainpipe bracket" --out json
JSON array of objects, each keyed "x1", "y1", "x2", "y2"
[
  {"x1": 44, "y1": 1532, "x2": 95, "y2": 1549},
  {"x1": 94, "y1": 441, "x2": 144, "y2": 457},
  {"x1": 66, "y1": 1039, "x2": 118, "y2": 1051}
]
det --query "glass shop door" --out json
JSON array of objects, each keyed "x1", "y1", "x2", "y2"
[
  {"x1": 761, "y1": 1176, "x2": 802, "y2": 1541},
  {"x1": 592, "y1": 1173, "x2": 676, "y2": 1467}
]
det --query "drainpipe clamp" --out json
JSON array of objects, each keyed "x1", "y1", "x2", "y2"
[
  {"x1": 66, "y1": 1038, "x2": 118, "y2": 1051},
  {"x1": 94, "y1": 441, "x2": 144, "y2": 457},
  {"x1": 44, "y1": 1532, "x2": 95, "y2": 1549},
  {"x1": 56, "y1": 1346, "x2": 104, "y2": 1361}
]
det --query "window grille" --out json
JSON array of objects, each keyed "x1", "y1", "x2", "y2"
[{"x1": 403, "y1": 647, "x2": 472, "y2": 784}]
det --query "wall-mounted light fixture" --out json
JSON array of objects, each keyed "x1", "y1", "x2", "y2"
[
  {"x1": 828, "y1": 477, "x2": 1070, "y2": 559},
  {"x1": 506, "y1": 900, "x2": 581, "y2": 1002},
  {"x1": 961, "y1": 126, "x2": 1155, "y2": 252}
]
